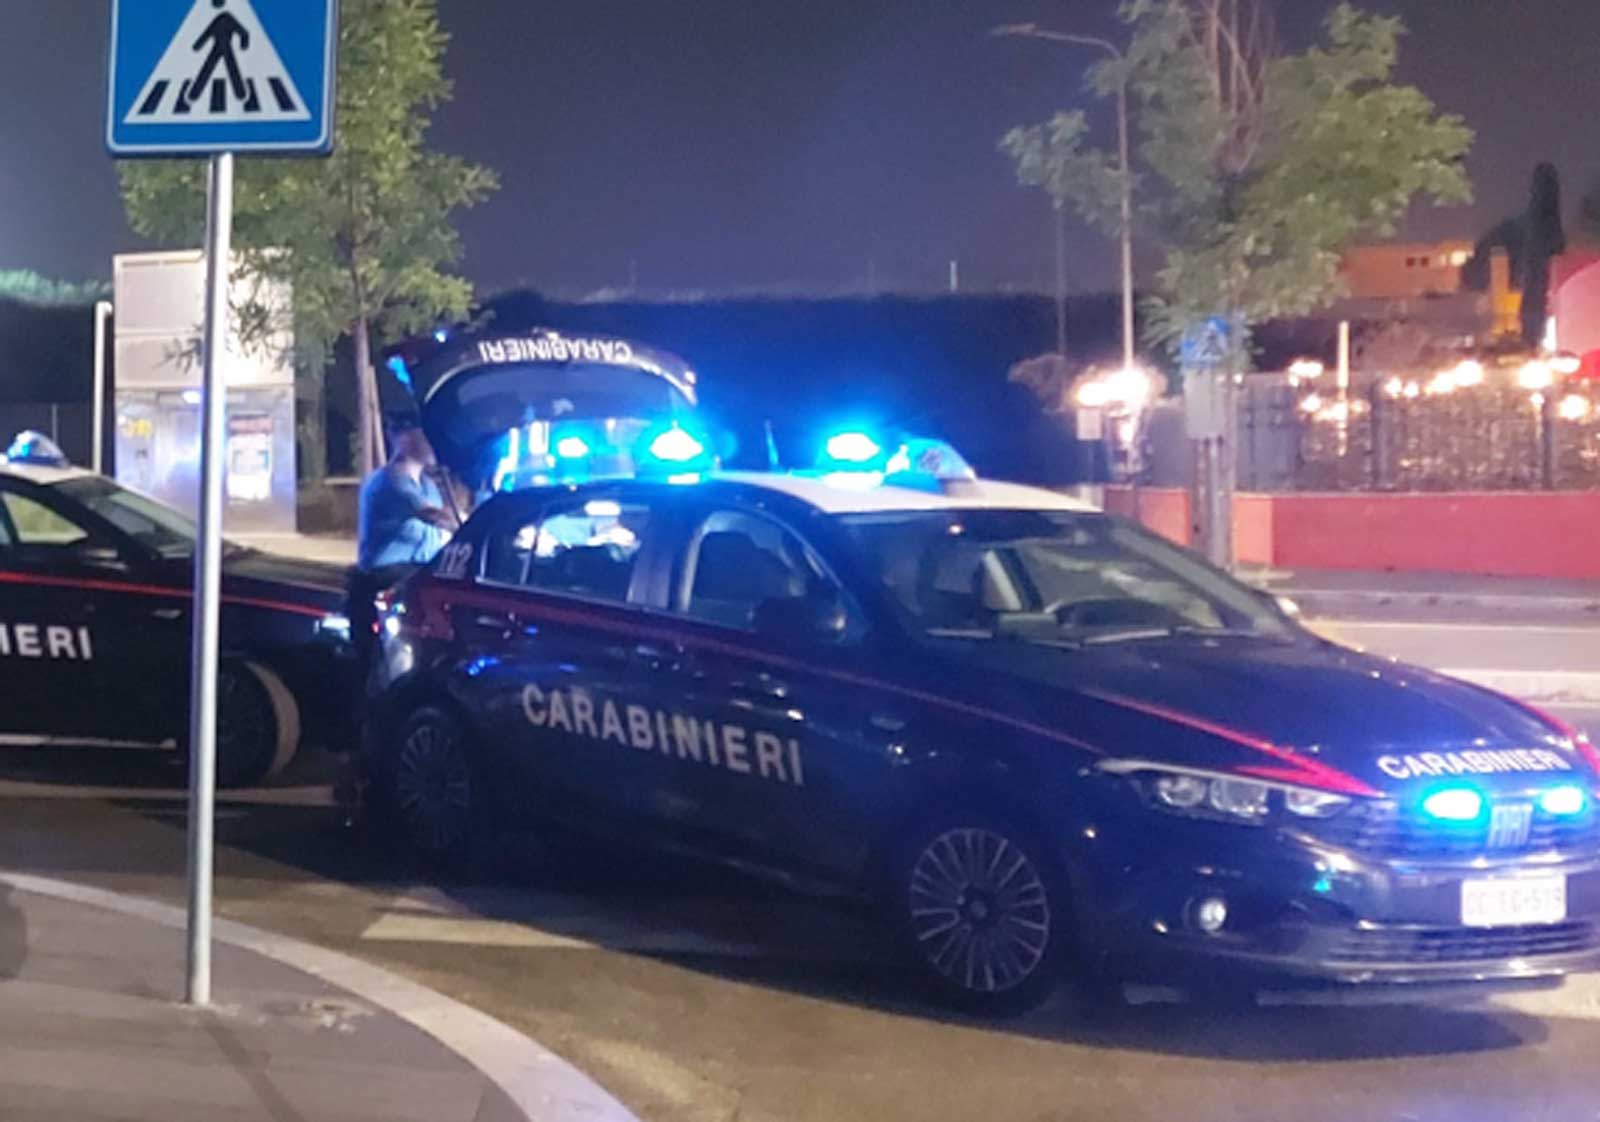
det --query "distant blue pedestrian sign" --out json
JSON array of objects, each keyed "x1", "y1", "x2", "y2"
[
  {"x1": 1180, "y1": 315, "x2": 1233, "y2": 370},
  {"x1": 107, "y1": 0, "x2": 338, "y2": 156}
]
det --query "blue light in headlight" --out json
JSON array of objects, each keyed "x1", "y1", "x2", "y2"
[
  {"x1": 649, "y1": 426, "x2": 705, "y2": 463},
  {"x1": 824, "y1": 431, "x2": 883, "y2": 465},
  {"x1": 1539, "y1": 784, "x2": 1587, "y2": 818},
  {"x1": 1421, "y1": 787, "x2": 1484, "y2": 822},
  {"x1": 555, "y1": 435, "x2": 591, "y2": 459}
]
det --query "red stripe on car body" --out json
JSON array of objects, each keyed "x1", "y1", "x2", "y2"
[
  {"x1": 0, "y1": 570, "x2": 329, "y2": 620},
  {"x1": 1078, "y1": 688, "x2": 1381, "y2": 797}
]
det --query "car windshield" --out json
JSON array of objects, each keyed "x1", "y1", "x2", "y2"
[
  {"x1": 52, "y1": 476, "x2": 199, "y2": 557},
  {"x1": 842, "y1": 509, "x2": 1295, "y2": 645}
]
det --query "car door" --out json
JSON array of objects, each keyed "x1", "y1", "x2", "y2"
[
  {"x1": 0, "y1": 482, "x2": 167, "y2": 743},
  {"x1": 638, "y1": 502, "x2": 904, "y2": 878},
  {"x1": 452, "y1": 490, "x2": 673, "y2": 829}
]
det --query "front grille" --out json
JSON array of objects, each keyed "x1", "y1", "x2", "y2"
[
  {"x1": 1305, "y1": 799, "x2": 1600, "y2": 861},
  {"x1": 1329, "y1": 922, "x2": 1600, "y2": 965}
]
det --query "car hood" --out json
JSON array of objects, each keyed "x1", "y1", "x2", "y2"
[
  {"x1": 222, "y1": 549, "x2": 348, "y2": 610},
  {"x1": 943, "y1": 634, "x2": 1588, "y2": 797}
]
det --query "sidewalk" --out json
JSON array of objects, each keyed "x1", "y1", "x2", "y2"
[
  {"x1": 0, "y1": 875, "x2": 635, "y2": 1122},
  {"x1": 1253, "y1": 567, "x2": 1600, "y2": 622}
]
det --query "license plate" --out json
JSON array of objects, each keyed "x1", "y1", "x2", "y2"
[{"x1": 1461, "y1": 875, "x2": 1567, "y2": 927}]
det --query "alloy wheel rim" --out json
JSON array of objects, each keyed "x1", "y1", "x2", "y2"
[
  {"x1": 395, "y1": 722, "x2": 472, "y2": 855},
  {"x1": 908, "y1": 827, "x2": 1052, "y2": 994}
]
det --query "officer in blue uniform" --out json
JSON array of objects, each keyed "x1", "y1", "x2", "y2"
[{"x1": 348, "y1": 418, "x2": 459, "y2": 672}]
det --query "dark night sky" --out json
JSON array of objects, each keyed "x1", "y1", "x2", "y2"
[{"x1": 5, "y1": 1, "x2": 1599, "y2": 297}]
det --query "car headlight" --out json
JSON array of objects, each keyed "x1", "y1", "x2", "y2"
[
  {"x1": 1107, "y1": 762, "x2": 1352, "y2": 825},
  {"x1": 316, "y1": 613, "x2": 352, "y2": 642}
]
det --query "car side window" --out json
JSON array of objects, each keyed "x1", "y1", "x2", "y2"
[
  {"x1": 679, "y1": 509, "x2": 833, "y2": 631},
  {"x1": 0, "y1": 491, "x2": 92, "y2": 550},
  {"x1": 483, "y1": 498, "x2": 652, "y2": 605}
]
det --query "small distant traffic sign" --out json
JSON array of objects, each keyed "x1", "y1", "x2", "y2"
[
  {"x1": 107, "y1": 0, "x2": 338, "y2": 156},
  {"x1": 1180, "y1": 315, "x2": 1233, "y2": 371}
]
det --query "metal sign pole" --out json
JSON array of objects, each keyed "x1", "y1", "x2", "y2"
[
  {"x1": 186, "y1": 152, "x2": 234, "y2": 1008},
  {"x1": 92, "y1": 301, "x2": 112, "y2": 474}
]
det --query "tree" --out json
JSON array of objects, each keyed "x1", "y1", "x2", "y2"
[
  {"x1": 0, "y1": 271, "x2": 109, "y2": 306},
  {"x1": 118, "y1": 0, "x2": 498, "y2": 477},
  {"x1": 1002, "y1": 1, "x2": 1472, "y2": 364},
  {"x1": 1520, "y1": 163, "x2": 1566, "y2": 348}
]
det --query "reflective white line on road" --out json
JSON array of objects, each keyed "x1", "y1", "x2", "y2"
[
  {"x1": 363, "y1": 911, "x2": 772, "y2": 957},
  {"x1": 361, "y1": 886, "x2": 871, "y2": 961}
]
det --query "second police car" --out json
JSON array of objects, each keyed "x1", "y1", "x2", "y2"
[
  {"x1": 362, "y1": 331, "x2": 1600, "y2": 1014},
  {"x1": 0, "y1": 436, "x2": 355, "y2": 787}
]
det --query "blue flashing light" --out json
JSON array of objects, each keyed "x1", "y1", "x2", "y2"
[
  {"x1": 386, "y1": 356, "x2": 413, "y2": 388},
  {"x1": 1539, "y1": 784, "x2": 1587, "y2": 818},
  {"x1": 493, "y1": 426, "x2": 522, "y2": 493},
  {"x1": 1421, "y1": 786, "x2": 1485, "y2": 823},
  {"x1": 434, "y1": 329, "x2": 450, "y2": 344},
  {"x1": 555, "y1": 435, "x2": 592, "y2": 460},
  {"x1": 824, "y1": 431, "x2": 883, "y2": 465},
  {"x1": 1312, "y1": 876, "x2": 1334, "y2": 895},
  {"x1": 649, "y1": 426, "x2": 706, "y2": 464},
  {"x1": 4, "y1": 431, "x2": 67, "y2": 467}
]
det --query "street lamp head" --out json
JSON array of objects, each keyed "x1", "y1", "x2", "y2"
[{"x1": 991, "y1": 23, "x2": 1039, "y2": 38}]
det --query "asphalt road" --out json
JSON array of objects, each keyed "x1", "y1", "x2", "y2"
[{"x1": 0, "y1": 634, "x2": 1597, "y2": 1121}]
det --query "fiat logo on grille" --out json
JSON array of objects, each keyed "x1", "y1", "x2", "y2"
[{"x1": 1487, "y1": 802, "x2": 1534, "y2": 849}]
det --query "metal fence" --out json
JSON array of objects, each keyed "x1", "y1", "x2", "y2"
[{"x1": 1230, "y1": 380, "x2": 1600, "y2": 493}]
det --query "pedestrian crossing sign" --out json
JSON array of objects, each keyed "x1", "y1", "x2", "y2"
[{"x1": 108, "y1": 0, "x2": 338, "y2": 156}]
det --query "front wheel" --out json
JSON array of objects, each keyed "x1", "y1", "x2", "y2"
[
  {"x1": 893, "y1": 815, "x2": 1067, "y2": 1016},
  {"x1": 213, "y1": 661, "x2": 298, "y2": 788},
  {"x1": 380, "y1": 706, "x2": 484, "y2": 863}
]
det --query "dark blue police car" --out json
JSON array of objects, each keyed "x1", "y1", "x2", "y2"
[
  {"x1": 0, "y1": 460, "x2": 355, "y2": 786},
  {"x1": 361, "y1": 456, "x2": 1600, "y2": 1013}
]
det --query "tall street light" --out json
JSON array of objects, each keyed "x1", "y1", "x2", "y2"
[{"x1": 994, "y1": 23, "x2": 1135, "y2": 375}]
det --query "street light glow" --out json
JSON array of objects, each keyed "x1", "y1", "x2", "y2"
[
  {"x1": 1518, "y1": 360, "x2": 1555, "y2": 391},
  {"x1": 1558, "y1": 394, "x2": 1593, "y2": 422}
]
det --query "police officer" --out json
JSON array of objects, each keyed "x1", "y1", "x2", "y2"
[{"x1": 347, "y1": 417, "x2": 458, "y2": 672}]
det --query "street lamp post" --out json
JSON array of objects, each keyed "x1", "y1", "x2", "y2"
[{"x1": 994, "y1": 23, "x2": 1135, "y2": 374}]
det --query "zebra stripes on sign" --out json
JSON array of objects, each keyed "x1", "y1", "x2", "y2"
[{"x1": 123, "y1": 0, "x2": 310, "y2": 125}]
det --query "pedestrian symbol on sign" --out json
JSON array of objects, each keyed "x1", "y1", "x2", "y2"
[{"x1": 124, "y1": 0, "x2": 310, "y2": 124}]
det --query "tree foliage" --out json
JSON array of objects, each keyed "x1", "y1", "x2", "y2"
[
  {"x1": 118, "y1": 0, "x2": 497, "y2": 472},
  {"x1": 1520, "y1": 162, "x2": 1565, "y2": 347},
  {"x1": 1003, "y1": 1, "x2": 1472, "y2": 363},
  {"x1": 0, "y1": 271, "x2": 110, "y2": 307}
]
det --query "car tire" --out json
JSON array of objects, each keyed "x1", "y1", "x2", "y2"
[
  {"x1": 214, "y1": 661, "x2": 296, "y2": 788},
  {"x1": 378, "y1": 706, "x2": 492, "y2": 866},
  {"x1": 890, "y1": 810, "x2": 1068, "y2": 1017}
]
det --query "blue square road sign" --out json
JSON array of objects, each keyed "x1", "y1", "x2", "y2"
[{"x1": 108, "y1": 0, "x2": 338, "y2": 156}]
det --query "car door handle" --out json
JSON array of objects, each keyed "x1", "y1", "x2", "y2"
[
  {"x1": 473, "y1": 613, "x2": 514, "y2": 630},
  {"x1": 151, "y1": 607, "x2": 183, "y2": 621}
]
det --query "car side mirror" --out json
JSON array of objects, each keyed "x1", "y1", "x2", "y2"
[
  {"x1": 1251, "y1": 586, "x2": 1301, "y2": 619},
  {"x1": 753, "y1": 593, "x2": 848, "y2": 644}
]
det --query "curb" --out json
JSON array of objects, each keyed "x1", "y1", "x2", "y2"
[
  {"x1": 0, "y1": 871, "x2": 640, "y2": 1122},
  {"x1": 1288, "y1": 589, "x2": 1600, "y2": 619}
]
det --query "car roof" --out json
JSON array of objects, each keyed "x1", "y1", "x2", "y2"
[
  {"x1": 690, "y1": 472, "x2": 1098, "y2": 516},
  {"x1": 0, "y1": 462, "x2": 94, "y2": 487}
]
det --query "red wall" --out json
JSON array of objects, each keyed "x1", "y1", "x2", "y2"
[
  {"x1": 1268, "y1": 491, "x2": 1600, "y2": 579},
  {"x1": 1104, "y1": 487, "x2": 1600, "y2": 579}
]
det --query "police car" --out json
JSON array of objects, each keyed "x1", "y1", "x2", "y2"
[
  {"x1": 360, "y1": 425, "x2": 1600, "y2": 1013},
  {"x1": 0, "y1": 454, "x2": 355, "y2": 786}
]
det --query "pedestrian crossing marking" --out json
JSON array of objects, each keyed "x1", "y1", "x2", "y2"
[{"x1": 123, "y1": 0, "x2": 311, "y2": 125}]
